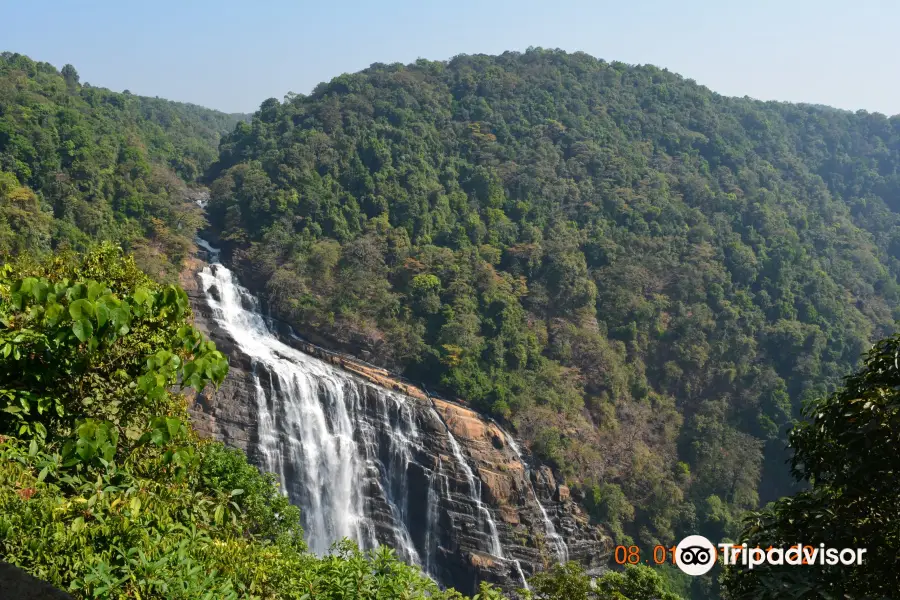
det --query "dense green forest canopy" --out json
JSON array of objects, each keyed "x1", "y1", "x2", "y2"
[
  {"x1": 0, "y1": 52, "x2": 247, "y2": 281},
  {"x1": 204, "y1": 48, "x2": 900, "y2": 584}
]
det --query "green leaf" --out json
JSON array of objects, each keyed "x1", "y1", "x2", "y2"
[
  {"x1": 66, "y1": 283, "x2": 86, "y2": 301},
  {"x1": 133, "y1": 287, "x2": 152, "y2": 307},
  {"x1": 72, "y1": 318, "x2": 94, "y2": 342},
  {"x1": 150, "y1": 427, "x2": 168, "y2": 447},
  {"x1": 32, "y1": 281, "x2": 49, "y2": 303},
  {"x1": 75, "y1": 438, "x2": 95, "y2": 461},
  {"x1": 28, "y1": 439, "x2": 38, "y2": 457},
  {"x1": 165, "y1": 417, "x2": 181, "y2": 439},
  {"x1": 18, "y1": 277, "x2": 36, "y2": 295},
  {"x1": 95, "y1": 303, "x2": 110, "y2": 328},
  {"x1": 76, "y1": 419, "x2": 97, "y2": 440},
  {"x1": 101, "y1": 442, "x2": 116, "y2": 463},
  {"x1": 61, "y1": 440, "x2": 75, "y2": 458},
  {"x1": 69, "y1": 298, "x2": 95, "y2": 320},
  {"x1": 87, "y1": 281, "x2": 106, "y2": 302},
  {"x1": 109, "y1": 306, "x2": 129, "y2": 327},
  {"x1": 230, "y1": 489, "x2": 244, "y2": 497},
  {"x1": 44, "y1": 303, "x2": 63, "y2": 325},
  {"x1": 37, "y1": 466, "x2": 49, "y2": 482},
  {"x1": 172, "y1": 449, "x2": 189, "y2": 466}
]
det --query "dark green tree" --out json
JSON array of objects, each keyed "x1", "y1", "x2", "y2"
[
  {"x1": 722, "y1": 334, "x2": 900, "y2": 599},
  {"x1": 60, "y1": 63, "x2": 79, "y2": 92}
]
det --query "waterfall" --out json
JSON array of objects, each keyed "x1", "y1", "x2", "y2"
[
  {"x1": 361, "y1": 390, "x2": 423, "y2": 565},
  {"x1": 197, "y1": 242, "x2": 420, "y2": 561},
  {"x1": 424, "y1": 457, "x2": 445, "y2": 576},
  {"x1": 502, "y1": 429, "x2": 569, "y2": 564},
  {"x1": 429, "y1": 405, "x2": 529, "y2": 590},
  {"x1": 251, "y1": 367, "x2": 285, "y2": 491},
  {"x1": 194, "y1": 235, "x2": 546, "y2": 591},
  {"x1": 435, "y1": 406, "x2": 503, "y2": 555},
  {"x1": 195, "y1": 237, "x2": 220, "y2": 262}
]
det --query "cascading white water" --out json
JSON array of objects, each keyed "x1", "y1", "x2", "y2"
[
  {"x1": 424, "y1": 457, "x2": 446, "y2": 576},
  {"x1": 360, "y1": 390, "x2": 422, "y2": 564},
  {"x1": 502, "y1": 430, "x2": 569, "y2": 564},
  {"x1": 252, "y1": 368, "x2": 285, "y2": 491},
  {"x1": 429, "y1": 405, "x2": 529, "y2": 590},
  {"x1": 197, "y1": 241, "x2": 422, "y2": 563},
  {"x1": 194, "y1": 235, "x2": 557, "y2": 591},
  {"x1": 438, "y1": 407, "x2": 504, "y2": 555}
]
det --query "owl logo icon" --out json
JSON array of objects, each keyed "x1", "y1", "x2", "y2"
[{"x1": 675, "y1": 535, "x2": 717, "y2": 576}]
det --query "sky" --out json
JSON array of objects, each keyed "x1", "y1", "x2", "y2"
[{"x1": 3, "y1": 0, "x2": 899, "y2": 116}]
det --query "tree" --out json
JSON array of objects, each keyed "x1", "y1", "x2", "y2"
[
  {"x1": 0, "y1": 171, "x2": 52, "y2": 256},
  {"x1": 60, "y1": 64, "x2": 79, "y2": 92},
  {"x1": 411, "y1": 273, "x2": 442, "y2": 314},
  {"x1": 722, "y1": 334, "x2": 900, "y2": 599},
  {"x1": 202, "y1": 49, "x2": 900, "y2": 556}
]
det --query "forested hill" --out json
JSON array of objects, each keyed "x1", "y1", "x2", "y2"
[
  {"x1": 206, "y1": 48, "x2": 900, "y2": 577},
  {"x1": 0, "y1": 52, "x2": 246, "y2": 281}
]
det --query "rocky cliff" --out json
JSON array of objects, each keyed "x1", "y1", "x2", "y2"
[{"x1": 181, "y1": 252, "x2": 611, "y2": 595}]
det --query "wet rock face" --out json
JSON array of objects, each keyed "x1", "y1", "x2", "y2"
[{"x1": 184, "y1": 259, "x2": 611, "y2": 595}]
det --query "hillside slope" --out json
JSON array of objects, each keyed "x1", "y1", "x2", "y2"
[
  {"x1": 0, "y1": 52, "x2": 246, "y2": 280},
  {"x1": 204, "y1": 47, "x2": 900, "y2": 579}
]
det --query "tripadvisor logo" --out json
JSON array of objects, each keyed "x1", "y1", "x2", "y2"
[
  {"x1": 675, "y1": 535, "x2": 718, "y2": 576},
  {"x1": 672, "y1": 535, "x2": 868, "y2": 576}
]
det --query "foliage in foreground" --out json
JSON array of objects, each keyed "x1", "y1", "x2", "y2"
[
  {"x1": 525, "y1": 562, "x2": 682, "y2": 600},
  {"x1": 0, "y1": 246, "x2": 473, "y2": 599},
  {"x1": 721, "y1": 334, "x2": 900, "y2": 599}
]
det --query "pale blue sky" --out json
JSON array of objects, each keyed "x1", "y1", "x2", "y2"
[{"x1": 3, "y1": 0, "x2": 898, "y2": 115}]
